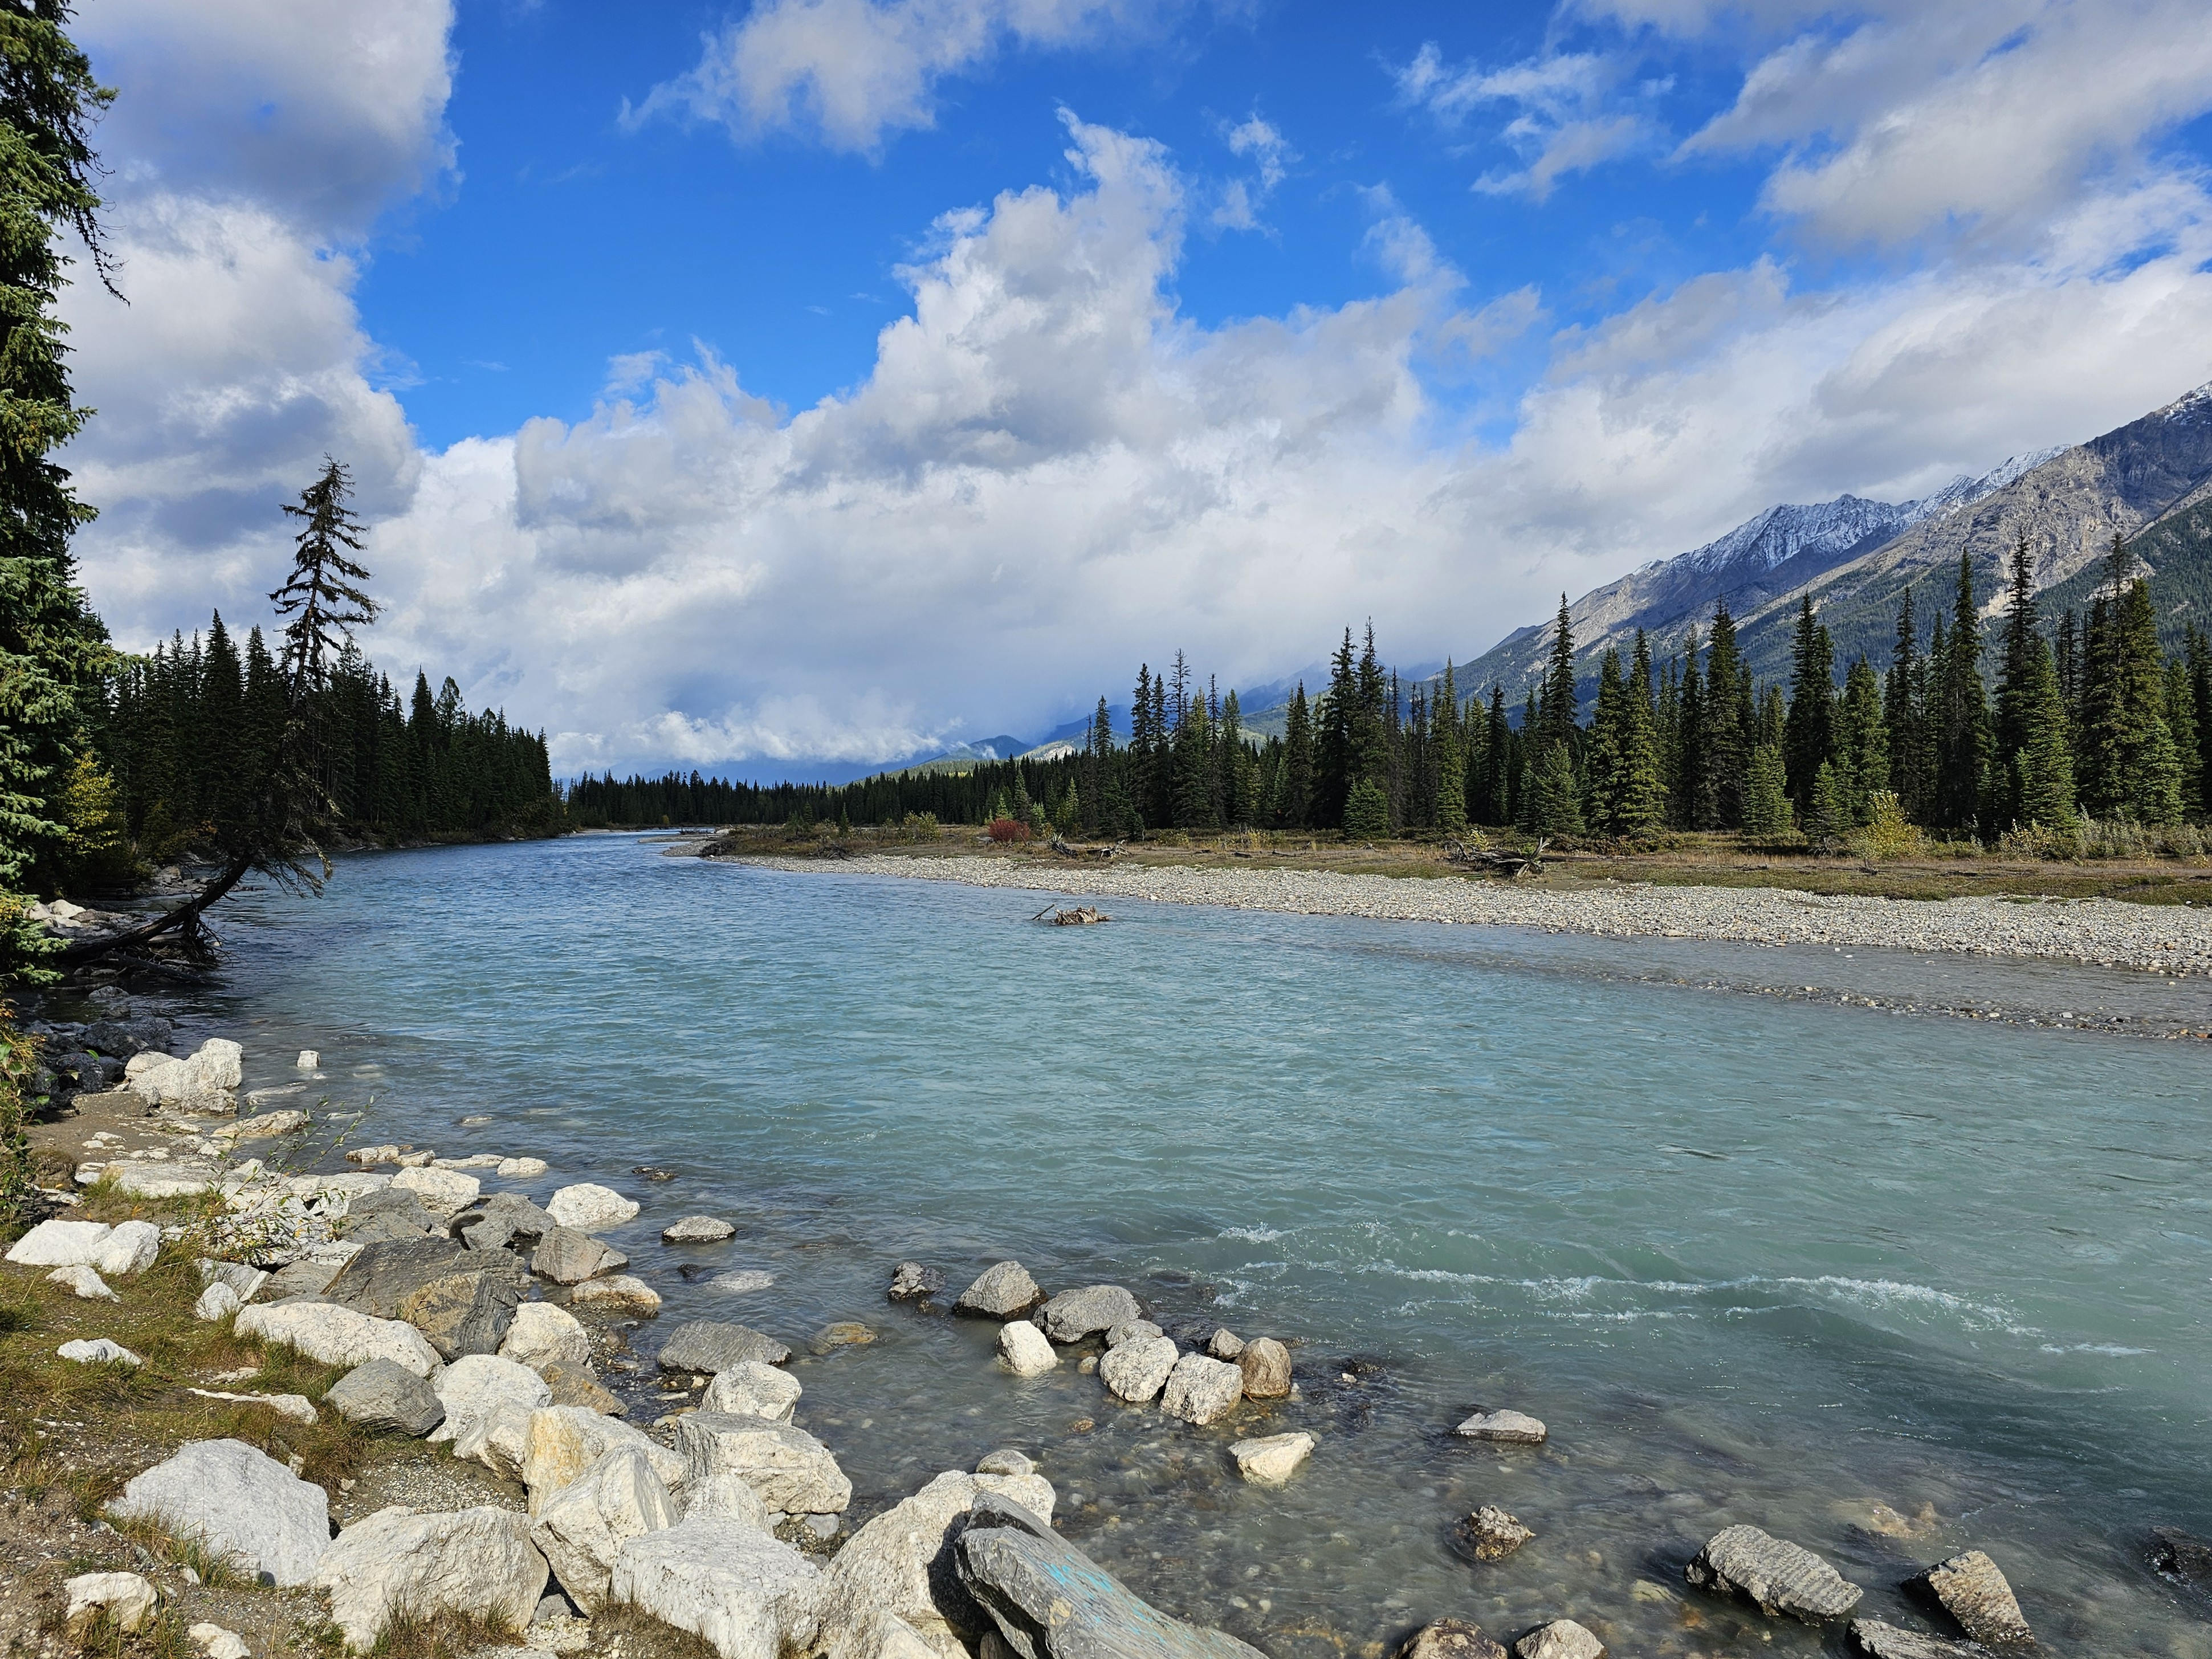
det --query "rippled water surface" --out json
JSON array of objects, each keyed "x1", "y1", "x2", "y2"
[{"x1": 131, "y1": 837, "x2": 2212, "y2": 1656}]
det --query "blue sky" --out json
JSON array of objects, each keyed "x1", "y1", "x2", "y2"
[{"x1": 58, "y1": 0, "x2": 2212, "y2": 780}]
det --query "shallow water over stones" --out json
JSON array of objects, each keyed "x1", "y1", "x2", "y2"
[{"x1": 95, "y1": 835, "x2": 2212, "y2": 1657}]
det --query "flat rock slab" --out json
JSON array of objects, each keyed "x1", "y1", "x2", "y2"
[
  {"x1": 58, "y1": 1338, "x2": 141, "y2": 1366},
  {"x1": 1398, "y1": 1620, "x2": 1508, "y2": 1659},
  {"x1": 315, "y1": 1503, "x2": 548, "y2": 1652},
  {"x1": 1849, "y1": 1619, "x2": 1990, "y2": 1659},
  {"x1": 1034, "y1": 1285, "x2": 1140, "y2": 1344},
  {"x1": 108, "y1": 1160, "x2": 221, "y2": 1198},
  {"x1": 659, "y1": 1320, "x2": 792, "y2": 1373},
  {"x1": 454, "y1": 1192, "x2": 556, "y2": 1252},
  {"x1": 1454, "y1": 1409, "x2": 1547, "y2": 1444},
  {"x1": 955, "y1": 1493, "x2": 1264, "y2": 1659},
  {"x1": 955, "y1": 1261, "x2": 1042, "y2": 1320},
  {"x1": 109, "y1": 1438, "x2": 330, "y2": 1586},
  {"x1": 328, "y1": 1358, "x2": 447, "y2": 1436},
  {"x1": 1687, "y1": 1524, "x2": 1863, "y2": 1623},
  {"x1": 664, "y1": 1216, "x2": 737, "y2": 1243},
  {"x1": 1909, "y1": 1550, "x2": 2032, "y2": 1645},
  {"x1": 1514, "y1": 1621, "x2": 1603, "y2": 1659},
  {"x1": 610, "y1": 1514, "x2": 824, "y2": 1659}
]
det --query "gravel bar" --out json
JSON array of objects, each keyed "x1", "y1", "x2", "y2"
[{"x1": 737, "y1": 854, "x2": 2212, "y2": 975}]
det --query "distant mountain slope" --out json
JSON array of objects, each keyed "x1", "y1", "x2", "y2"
[
  {"x1": 2040, "y1": 492, "x2": 2212, "y2": 653},
  {"x1": 1454, "y1": 379, "x2": 2212, "y2": 707}
]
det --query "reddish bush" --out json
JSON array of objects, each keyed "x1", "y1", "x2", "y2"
[{"x1": 986, "y1": 818, "x2": 1032, "y2": 843}]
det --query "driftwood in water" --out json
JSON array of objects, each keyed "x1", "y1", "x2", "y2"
[{"x1": 1030, "y1": 903, "x2": 1110, "y2": 926}]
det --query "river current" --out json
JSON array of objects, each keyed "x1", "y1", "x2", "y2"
[{"x1": 100, "y1": 835, "x2": 2212, "y2": 1656}]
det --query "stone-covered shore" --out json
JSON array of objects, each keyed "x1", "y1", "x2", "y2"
[
  {"x1": 736, "y1": 851, "x2": 2212, "y2": 976},
  {"x1": 3, "y1": 1026, "x2": 2202, "y2": 1659}
]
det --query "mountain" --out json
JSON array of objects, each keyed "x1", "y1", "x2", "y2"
[
  {"x1": 896, "y1": 734, "x2": 1035, "y2": 776},
  {"x1": 1454, "y1": 378, "x2": 2212, "y2": 706}
]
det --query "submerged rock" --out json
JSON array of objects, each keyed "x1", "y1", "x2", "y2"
[
  {"x1": 571, "y1": 1274, "x2": 661, "y2": 1315},
  {"x1": 954, "y1": 1261, "x2": 1042, "y2": 1320},
  {"x1": 1228, "y1": 1433, "x2": 1313, "y2": 1486},
  {"x1": 1396, "y1": 1620, "x2": 1507, "y2": 1659},
  {"x1": 889, "y1": 1261, "x2": 944, "y2": 1301},
  {"x1": 327, "y1": 1358, "x2": 446, "y2": 1436},
  {"x1": 2150, "y1": 1525, "x2": 2212, "y2": 1594},
  {"x1": 1686, "y1": 1524, "x2": 1863, "y2": 1623},
  {"x1": 665, "y1": 1216, "x2": 737, "y2": 1243},
  {"x1": 1514, "y1": 1620, "x2": 1603, "y2": 1659},
  {"x1": 1160, "y1": 1352, "x2": 1243, "y2": 1426},
  {"x1": 812, "y1": 1321, "x2": 875, "y2": 1354},
  {"x1": 1464, "y1": 1506, "x2": 1534, "y2": 1560},
  {"x1": 1907, "y1": 1550, "x2": 2032, "y2": 1645},
  {"x1": 1034, "y1": 1285, "x2": 1140, "y2": 1344},
  {"x1": 660, "y1": 1320, "x2": 792, "y2": 1372},
  {"x1": 1453, "y1": 1409, "x2": 1547, "y2": 1444},
  {"x1": 315, "y1": 1504, "x2": 548, "y2": 1652},
  {"x1": 954, "y1": 1493, "x2": 1263, "y2": 1659},
  {"x1": 1848, "y1": 1619, "x2": 1988, "y2": 1659},
  {"x1": 999, "y1": 1320, "x2": 1058, "y2": 1377},
  {"x1": 109, "y1": 1438, "x2": 329, "y2": 1587},
  {"x1": 1235, "y1": 1338, "x2": 1292, "y2": 1399}
]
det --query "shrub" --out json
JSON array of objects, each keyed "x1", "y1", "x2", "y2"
[
  {"x1": 985, "y1": 818, "x2": 1030, "y2": 843},
  {"x1": 1853, "y1": 792, "x2": 1925, "y2": 861}
]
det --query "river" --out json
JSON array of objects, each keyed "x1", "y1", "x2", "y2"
[{"x1": 107, "y1": 834, "x2": 2212, "y2": 1657}]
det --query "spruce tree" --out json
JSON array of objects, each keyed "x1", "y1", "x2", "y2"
[
  {"x1": 1480, "y1": 687, "x2": 1509, "y2": 825},
  {"x1": 1807, "y1": 760, "x2": 1851, "y2": 850},
  {"x1": 1317, "y1": 629, "x2": 1354, "y2": 827},
  {"x1": 274, "y1": 459, "x2": 378, "y2": 692},
  {"x1": 1342, "y1": 777, "x2": 1388, "y2": 839},
  {"x1": 1539, "y1": 595, "x2": 1578, "y2": 749},
  {"x1": 1933, "y1": 554, "x2": 1989, "y2": 833},
  {"x1": 1615, "y1": 630, "x2": 1665, "y2": 833},
  {"x1": 1433, "y1": 662, "x2": 1466, "y2": 834},
  {"x1": 1282, "y1": 683, "x2": 1314, "y2": 829},
  {"x1": 2014, "y1": 633, "x2": 2077, "y2": 833},
  {"x1": 1885, "y1": 586, "x2": 1929, "y2": 822},
  {"x1": 1835, "y1": 657, "x2": 1888, "y2": 825},
  {"x1": 1741, "y1": 744, "x2": 1792, "y2": 839},
  {"x1": 1584, "y1": 649, "x2": 1628, "y2": 833},
  {"x1": 1526, "y1": 739, "x2": 1583, "y2": 838},
  {"x1": 1991, "y1": 537, "x2": 2044, "y2": 828},
  {"x1": 0, "y1": 0, "x2": 115, "y2": 986},
  {"x1": 1783, "y1": 597, "x2": 1835, "y2": 812},
  {"x1": 1702, "y1": 605, "x2": 1748, "y2": 827}
]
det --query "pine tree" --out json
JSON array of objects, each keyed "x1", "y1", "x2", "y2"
[
  {"x1": 1741, "y1": 744, "x2": 1793, "y2": 839},
  {"x1": 1614, "y1": 630, "x2": 1665, "y2": 833},
  {"x1": 1834, "y1": 657, "x2": 1888, "y2": 826},
  {"x1": 1539, "y1": 595, "x2": 1578, "y2": 749},
  {"x1": 1991, "y1": 537, "x2": 2044, "y2": 828},
  {"x1": 1933, "y1": 555, "x2": 1989, "y2": 834},
  {"x1": 1342, "y1": 777, "x2": 1388, "y2": 839},
  {"x1": 0, "y1": 0, "x2": 115, "y2": 988},
  {"x1": 1433, "y1": 662, "x2": 1466, "y2": 834},
  {"x1": 2014, "y1": 633, "x2": 2077, "y2": 834},
  {"x1": 1702, "y1": 605, "x2": 1749, "y2": 828},
  {"x1": 1282, "y1": 683, "x2": 1313, "y2": 828},
  {"x1": 1783, "y1": 596, "x2": 1835, "y2": 812},
  {"x1": 1526, "y1": 740, "x2": 1583, "y2": 838},
  {"x1": 1317, "y1": 629, "x2": 1354, "y2": 828}
]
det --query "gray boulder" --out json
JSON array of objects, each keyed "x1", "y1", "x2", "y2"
[
  {"x1": 1103, "y1": 1320, "x2": 1161, "y2": 1350},
  {"x1": 701, "y1": 1361, "x2": 802, "y2": 1423},
  {"x1": 1099, "y1": 1336, "x2": 1178, "y2": 1404},
  {"x1": 1464, "y1": 1505, "x2": 1533, "y2": 1560},
  {"x1": 609, "y1": 1514, "x2": 824, "y2": 1659},
  {"x1": 677, "y1": 1412, "x2": 852, "y2": 1514},
  {"x1": 1687, "y1": 1524, "x2": 1863, "y2": 1623},
  {"x1": 659, "y1": 1320, "x2": 791, "y2": 1373},
  {"x1": 663, "y1": 1216, "x2": 738, "y2": 1243},
  {"x1": 108, "y1": 1438, "x2": 329, "y2": 1586},
  {"x1": 889, "y1": 1261, "x2": 943, "y2": 1301},
  {"x1": 1907, "y1": 1551, "x2": 2031, "y2": 1645},
  {"x1": 954, "y1": 1261, "x2": 1042, "y2": 1320},
  {"x1": 1235, "y1": 1338, "x2": 1292, "y2": 1399},
  {"x1": 1160, "y1": 1352, "x2": 1243, "y2": 1425},
  {"x1": 1034, "y1": 1285, "x2": 1140, "y2": 1344},
  {"x1": 1514, "y1": 1621, "x2": 1603, "y2": 1659},
  {"x1": 954, "y1": 1494, "x2": 1264, "y2": 1659},
  {"x1": 1453, "y1": 1409, "x2": 1547, "y2": 1444},
  {"x1": 1848, "y1": 1620, "x2": 1988, "y2": 1659},
  {"x1": 453, "y1": 1192, "x2": 557, "y2": 1253},
  {"x1": 532, "y1": 1225, "x2": 629, "y2": 1285},
  {"x1": 1396, "y1": 1620, "x2": 1508, "y2": 1659},
  {"x1": 345, "y1": 1187, "x2": 437, "y2": 1233},
  {"x1": 327, "y1": 1358, "x2": 446, "y2": 1436},
  {"x1": 261, "y1": 1257, "x2": 341, "y2": 1301},
  {"x1": 320, "y1": 1238, "x2": 529, "y2": 1359}
]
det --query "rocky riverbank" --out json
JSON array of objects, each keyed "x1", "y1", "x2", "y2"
[
  {"x1": 732, "y1": 850, "x2": 2212, "y2": 976},
  {"x1": 5, "y1": 1024, "x2": 2207, "y2": 1659}
]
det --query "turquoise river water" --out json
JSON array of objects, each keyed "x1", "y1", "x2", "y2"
[{"x1": 93, "y1": 834, "x2": 2212, "y2": 1657}]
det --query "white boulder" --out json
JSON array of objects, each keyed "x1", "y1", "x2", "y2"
[
  {"x1": 93, "y1": 1220, "x2": 162, "y2": 1277},
  {"x1": 237, "y1": 1302, "x2": 442, "y2": 1378},
  {"x1": 546, "y1": 1183, "x2": 639, "y2": 1232},
  {"x1": 1099, "y1": 1336, "x2": 1179, "y2": 1404},
  {"x1": 429, "y1": 1354, "x2": 553, "y2": 1456},
  {"x1": 7, "y1": 1218, "x2": 111, "y2": 1266},
  {"x1": 522, "y1": 1405, "x2": 690, "y2": 1513},
  {"x1": 500, "y1": 1301, "x2": 592, "y2": 1369},
  {"x1": 1229, "y1": 1433, "x2": 1314, "y2": 1485},
  {"x1": 392, "y1": 1164, "x2": 480, "y2": 1219},
  {"x1": 701, "y1": 1361, "x2": 802, "y2": 1424},
  {"x1": 190, "y1": 1625, "x2": 250, "y2": 1659},
  {"x1": 109, "y1": 1438, "x2": 330, "y2": 1585},
  {"x1": 609, "y1": 1514, "x2": 824, "y2": 1659},
  {"x1": 315, "y1": 1504, "x2": 548, "y2": 1652},
  {"x1": 64, "y1": 1571, "x2": 157, "y2": 1637},
  {"x1": 677, "y1": 1413, "x2": 852, "y2": 1514},
  {"x1": 529, "y1": 1446, "x2": 679, "y2": 1612},
  {"x1": 48, "y1": 1263, "x2": 117, "y2": 1300},
  {"x1": 58, "y1": 1338, "x2": 141, "y2": 1366},
  {"x1": 498, "y1": 1156, "x2": 549, "y2": 1179},
  {"x1": 997, "y1": 1320, "x2": 1057, "y2": 1378},
  {"x1": 684, "y1": 1472, "x2": 775, "y2": 1532},
  {"x1": 194, "y1": 1282, "x2": 242, "y2": 1322}
]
